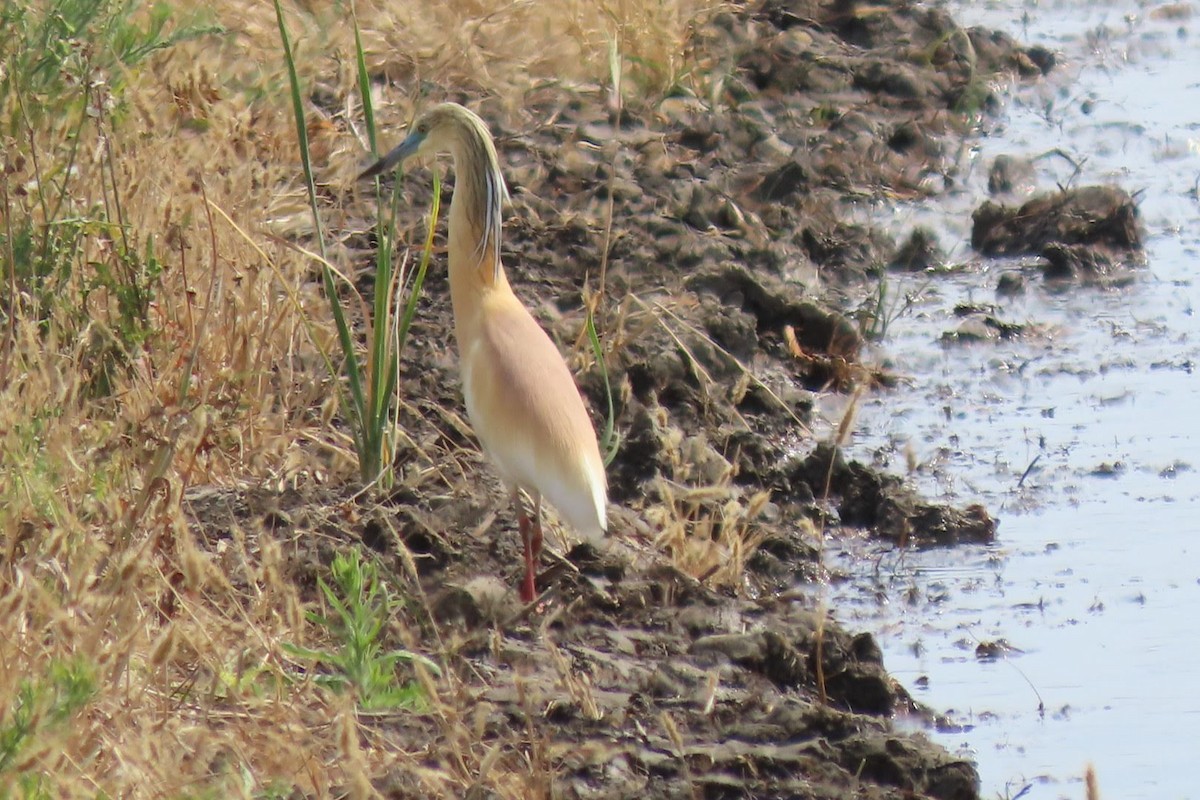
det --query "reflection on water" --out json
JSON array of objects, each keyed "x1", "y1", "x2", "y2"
[{"x1": 828, "y1": 2, "x2": 1200, "y2": 797}]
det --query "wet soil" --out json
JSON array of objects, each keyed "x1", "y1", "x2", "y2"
[{"x1": 187, "y1": 0, "x2": 1145, "y2": 796}]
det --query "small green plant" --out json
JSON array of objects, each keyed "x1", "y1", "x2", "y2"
[
  {"x1": 858, "y1": 272, "x2": 928, "y2": 342},
  {"x1": 859, "y1": 271, "x2": 893, "y2": 341},
  {"x1": 252, "y1": 779, "x2": 299, "y2": 800},
  {"x1": 282, "y1": 549, "x2": 439, "y2": 710},
  {"x1": 274, "y1": 0, "x2": 438, "y2": 487},
  {"x1": 0, "y1": 0, "x2": 218, "y2": 396},
  {"x1": 0, "y1": 657, "x2": 96, "y2": 779},
  {"x1": 0, "y1": 0, "x2": 219, "y2": 111},
  {"x1": 212, "y1": 651, "x2": 281, "y2": 701}
]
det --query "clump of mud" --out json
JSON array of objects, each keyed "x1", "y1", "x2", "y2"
[
  {"x1": 191, "y1": 0, "x2": 1065, "y2": 796},
  {"x1": 973, "y1": 185, "x2": 1144, "y2": 285}
]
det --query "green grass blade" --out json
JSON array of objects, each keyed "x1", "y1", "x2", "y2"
[
  {"x1": 383, "y1": 182, "x2": 404, "y2": 431},
  {"x1": 362, "y1": 216, "x2": 394, "y2": 481},
  {"x1": 273, "y1": 0, "x2": 371, "y2": 477},
  {"x1": 396, "y1": 172, "x2": 440, "y2": 356},
  {"x1": 354, "y1": 9, "x2": 396, "y2": 484},
  {"x1": 586, "y1": 309, "x2": 620, "y2": 467},
  {"x1": 351, "y1": 1, "x2": 377, "y2": 157},
  {"x1": 271, "y1": 0, "x2": 325, "y2": 261}
]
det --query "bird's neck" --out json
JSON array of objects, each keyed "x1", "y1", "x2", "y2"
[{"x1": 447, "y1": 160, "x2": 510, "y2": 348}]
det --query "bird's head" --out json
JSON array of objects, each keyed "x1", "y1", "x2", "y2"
[
  {"x1": 358, "y1": 102, "x2": 507, "y2": 277},
  {"x1": 359, "y1": 103, "x2": 489, "y2": 180}
]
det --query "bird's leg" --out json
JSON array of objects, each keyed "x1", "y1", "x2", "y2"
[
  {"x1": 530, "y1": 492, "x2": 544, "y2": 564},
  {"x1": 514, "y1": 488, "x2": 537, "y2": 603}
]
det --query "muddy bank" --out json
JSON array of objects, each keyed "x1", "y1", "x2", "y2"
[
  {"x1": 195, "y1": 482, "x2": 979, "y2": 800},
  {"x1": 192, "y1": 0, "x2": 1072, "y2": 796}
]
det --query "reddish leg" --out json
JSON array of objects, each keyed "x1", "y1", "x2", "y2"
[
  {"x1": 530, "y1": 492, "x2": 543, "y2": 565},
  {"x1": 515, "y1": 490, "x2": 544, "y2": 603},
  {"x1": 517, "y1": 509, "x2": 536, "y2": 603}
]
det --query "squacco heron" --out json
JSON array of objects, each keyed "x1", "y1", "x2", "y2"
[{"x1": 360, "y1": 103, "x2": 608, "y2": 603}]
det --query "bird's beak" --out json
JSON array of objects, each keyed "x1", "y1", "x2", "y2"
[{"x1": 358, "y1": 131, "x2": 424, "y2": 181}]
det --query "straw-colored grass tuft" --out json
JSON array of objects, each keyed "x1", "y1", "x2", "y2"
[{"x1": 0, "y1": 0, "x2": 723, "y2": 795}]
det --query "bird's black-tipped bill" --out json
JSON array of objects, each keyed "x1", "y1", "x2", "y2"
[{"x1": 358, "y1": 132, "x2": 424, "y2": 181}]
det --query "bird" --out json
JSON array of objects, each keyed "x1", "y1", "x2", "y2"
[{"x1": 360, "y1": 103, "x2": 608, "y2": 603}]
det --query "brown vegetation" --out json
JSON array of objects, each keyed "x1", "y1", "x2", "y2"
[{"x1": 0, "y1": 0, "x2": 1040, "y2": 795}]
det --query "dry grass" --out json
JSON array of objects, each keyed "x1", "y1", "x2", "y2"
[{"x1": 0, "y1": 0, "x2": 723, "y2": 796}]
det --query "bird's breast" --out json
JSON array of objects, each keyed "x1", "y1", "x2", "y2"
[{"x1": 455, "y1": 294, "x2": 607, "y2": 537}]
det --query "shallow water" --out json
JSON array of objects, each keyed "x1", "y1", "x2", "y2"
[{"x1": 828, "y1": 2, "x2": 1200, "y2": 797}]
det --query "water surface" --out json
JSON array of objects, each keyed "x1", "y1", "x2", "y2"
[{"x1": 830, "y1": 2, "x2": 1200, "y2": 796}]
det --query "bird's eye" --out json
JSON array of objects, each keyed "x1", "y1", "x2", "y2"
[{"x1": 415, "y1": 120, "x2": 429, "y2": 135}]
